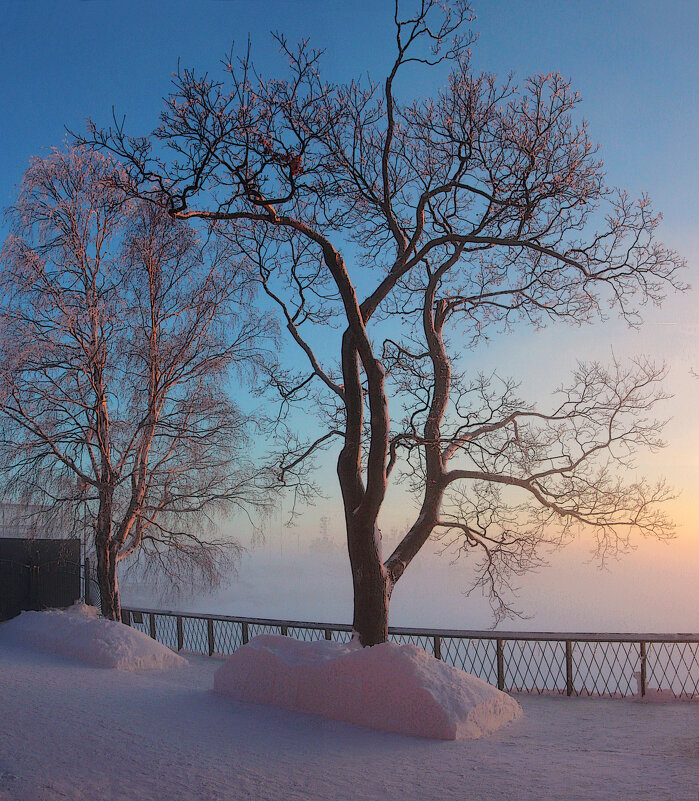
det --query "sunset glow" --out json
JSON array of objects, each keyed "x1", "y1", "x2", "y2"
[
  {"x1": 0, "y1": 5, "x2": 697, "y2": 801},
  {"x1": 1, "y1": 0, "x2": 696, "y2": 630}
]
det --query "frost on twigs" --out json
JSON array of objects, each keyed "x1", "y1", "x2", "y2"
[{"x1": 80, "y1": 0, "x2": 686, "y2": 643}]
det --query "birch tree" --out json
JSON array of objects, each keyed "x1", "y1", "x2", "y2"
[
  {"x1": 0, "y1": 146, "x2": 269, "y2": 620},
  {"x1": 86, "y1": 1, "x2": 685, "y2": 643}
]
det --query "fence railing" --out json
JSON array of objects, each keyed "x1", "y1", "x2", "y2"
[
  {"x1": 82, "y1": 558, "x2": 101, "y2": 612},
  {"x1": 121, "y1": 606, "x2": 698, "y2": 700}
]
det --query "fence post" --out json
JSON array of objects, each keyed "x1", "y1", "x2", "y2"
[
  {"x1": 433, "y1": 635, "x2": 442, "y2": 660},
  {"x1": 176, "y1": 616, "x2": 184, "y2": 651},
  {"x1": 84, "y1": 557, "x2": 91, "y2": 606},
  {"x1": 640, "y1": 641, "x2": 647, "y2": 697},
  {"x1": 242, "y1": 621, "x2": 249, "y2": 645},
  {"x1": 207, "y1": 618, "x2": 215, "y2": 656},
  {"x1": 496, "y1": 639, "x2": 505, "y2": 690},
  {"x1": 565, "y1": 640, "x2": 574, "y2": 696},
  {"x1": 149, "y1": 612, "x2": 157, "y2": 640}
]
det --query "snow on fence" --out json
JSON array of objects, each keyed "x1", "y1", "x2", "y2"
[{"x1": 120, "y1": 607, "x2": 699, "y2": 700}]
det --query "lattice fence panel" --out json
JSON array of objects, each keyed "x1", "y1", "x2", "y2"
[
  {"x1": 153, "y1": 614, "x2": 178, "y2": 651},
  {"x1": 573, "y1": 641, "x2": 639, "y2": 697},
  {"x1": 504, "y1": 639, "x2": 566, "y2": 694},
  {"x1": 441, "y1": 638, "x2": 498, "y2": 685},
  {"x1": 645, "y1": 641, "x2": 699, "y2": 699},
  {"x1": 286, "y1": 627, "x2": 326, "y2": 642},
  {"x1": 181, "y1": 617, "x2": 208, "y2": 653},
  {"x1": 128, "y1": 615, "x2": 150, "y2": 638},
  {"x1": 389, "y1": 633, "x2": 435, "y2": 654},
  {"x1": 212, "y1": 621, "x2": 244, "y2": 654},
  {"x1": 248, "y1": 623, "x2": 286, "y2": 639}
]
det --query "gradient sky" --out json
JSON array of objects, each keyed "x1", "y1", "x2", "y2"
[{"x1": 1, "y1": 1, "x2": 697, "y2": 627}]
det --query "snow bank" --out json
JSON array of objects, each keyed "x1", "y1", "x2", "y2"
[
  {"x1": 214, "y1": 634, "x2": 521, "y2": 740},
  {"x1": 0, "y1": 603, "x2": 186, "y2": 671}
]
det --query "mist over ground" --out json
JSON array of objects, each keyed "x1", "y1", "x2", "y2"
[
  {"x1": 122, "y1": 524, "x2": 698, "y2": 633},
  {"x1": 118, "y1": 293, "x2": 699, "y2": 636}
]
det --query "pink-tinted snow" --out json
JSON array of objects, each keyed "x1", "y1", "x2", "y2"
[
  {"x1": 213, "y1": 634, "x2": 521, "y2": 739},
  {"x1": 0, "y1": 613, "x2": 696, "y2": 800},
  {"x1": 0, "y1": 603, "x2": 186, "y2": 671}
]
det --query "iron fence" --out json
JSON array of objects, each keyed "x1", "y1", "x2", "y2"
[
  {"x1": 121, "y1": 606, "x2": 698, "y2": 700},
  {"x1": 0, "y1": 538, "x2": 82, "y2": 621},
  {"x1": 82, "y1": 558, "x2": 101, "y2": 613}
]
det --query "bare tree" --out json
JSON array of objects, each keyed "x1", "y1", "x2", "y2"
[
  {"x1": 0, "y1": 146, "x2": 270, "y2": 620},
  {"x1": 85, "y1": 1, "x2": 686, "y2": 643}
]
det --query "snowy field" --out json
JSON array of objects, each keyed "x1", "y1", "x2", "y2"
[{"x1": 1, "y1": 617, "x2": 697, "y2": 800}]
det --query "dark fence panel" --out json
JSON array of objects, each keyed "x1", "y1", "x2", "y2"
[
  {"x1": 121, "y1": 606, "x2": 699, "y2": 700},
  {"x1": 0, "y1": 538, "x2": 81, "y2": 621}
]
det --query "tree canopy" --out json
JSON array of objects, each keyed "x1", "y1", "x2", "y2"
[
  {"x1": 0, "y1": 146, "x2": 272, "y2": 618},
  {"x1": 83, "y1": 0, "x2": 685, "y2": 642}
]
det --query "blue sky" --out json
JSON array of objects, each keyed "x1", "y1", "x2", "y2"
[
  {"x1": 1, "y1": 2, "x2": 697, "y2": 615},
  {"x1": 1, "y1": 1, "x2": 697, "y2": 251}
]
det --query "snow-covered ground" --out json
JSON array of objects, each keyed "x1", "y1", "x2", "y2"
[{"x1": 1, "y1": 617, "x2": 696, "y2": 800}]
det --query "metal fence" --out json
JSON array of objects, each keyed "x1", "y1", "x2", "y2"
[
  {"x1": 121, "y1": 607, "x2": 699, "y2": 700},
  {"x1": 0, "y1": 544, "x2": 81, "y2": 622}
]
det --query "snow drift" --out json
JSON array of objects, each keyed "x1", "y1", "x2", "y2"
[
  {"x1": 214, "y1": 634, "x2": 521, "y2": 740},
  {"x1": 0, "y1": 603, "x2": 186, "y2": 671}
]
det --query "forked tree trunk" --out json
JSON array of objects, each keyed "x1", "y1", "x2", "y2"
[{"x1": 346, "y1": 517, "x2": 390, "y2": 646}]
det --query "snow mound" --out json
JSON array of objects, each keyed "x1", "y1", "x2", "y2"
[
  {"x1": 0, "y1": 603, "x2": 186, "y2": 671},
  {"x1": 214, "y1": 634, "x2": 521, "y2": 740}
]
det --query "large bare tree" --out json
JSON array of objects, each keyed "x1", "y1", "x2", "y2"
[
  {"x1": 86, "y1": 1, "x2": 685, "y2": 643},
  {"x1": 0, "y1": 146, "x2": 270, "y2": 620}
]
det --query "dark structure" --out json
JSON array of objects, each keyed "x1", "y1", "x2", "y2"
[{"x1": 0, "y1": 538, "x2": 81, "y2": 621}]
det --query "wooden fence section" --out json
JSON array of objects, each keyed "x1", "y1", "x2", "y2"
[{"x1": 121, "y1": 607, "x2": 699, "y2": 700}]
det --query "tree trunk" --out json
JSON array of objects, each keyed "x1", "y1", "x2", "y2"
[
  {"x1": 94, "y1": 490, "x2": 121, "y2": 621},
  {"x1": 346, "y1": 517, "x2": 390, "y2": 646},
  {"x1": 351, "y1": 569, "x2": 389, "y2": 646},
  {"x1": 95, "y1": 542, "x2": 121, "y2": 621}
]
